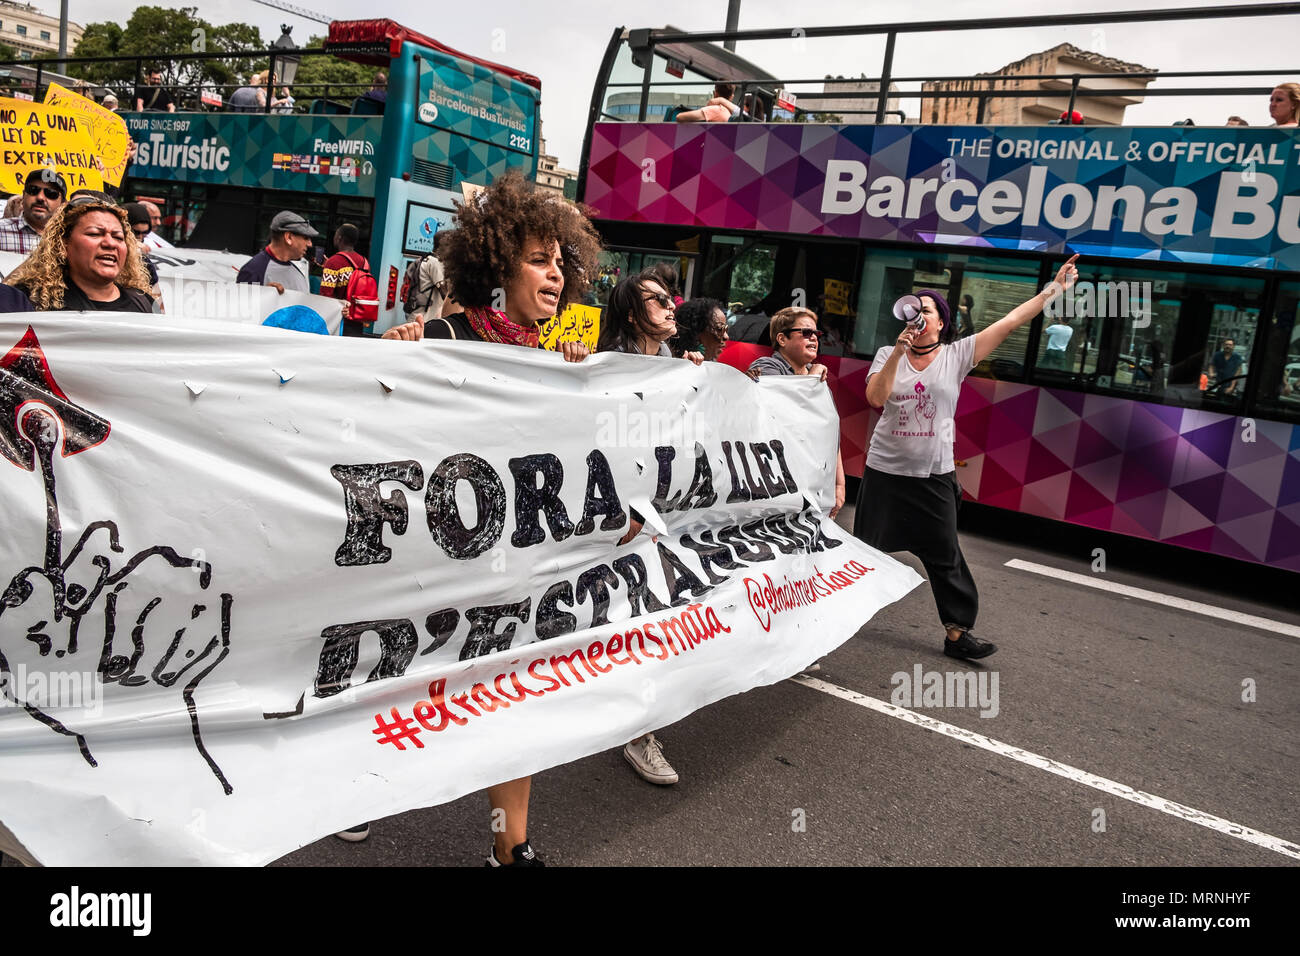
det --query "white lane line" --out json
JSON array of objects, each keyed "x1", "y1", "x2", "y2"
[
  {"x1": 1004, "y1": 558, "x2": 1300, "y2": 639},
  {"x1": 790, "y1": 675, "x2": 1300, "y2": 861}
]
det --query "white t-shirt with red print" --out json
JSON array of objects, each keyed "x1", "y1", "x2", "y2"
[{"x1": 866, "y1": 334, "x2": 977, "y2": 477}]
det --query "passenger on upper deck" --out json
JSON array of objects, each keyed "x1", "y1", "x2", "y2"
[
  {"x1": 1268, "y1": 83, "x2": 1299, "y2": 127},
  {"x1": 675, "y1": 82, "x2": 739, "y2": 123},
  {"x1": 353, "y1": 73, "x2": 388, "y2": 115},
  {"x1": 134, "y1": 69, "x2": 176, "y2": 113}
]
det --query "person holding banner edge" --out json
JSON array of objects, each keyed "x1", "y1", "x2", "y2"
[
  {"x1": 855, "y1": 256, "x2": 1079, "y2": 661},
  {"x1": 380, "y1": 172, "x2": 604, "y2": 865},
  {"x1": 5, "y1": 194, "x2": 155, "y2": 313}
]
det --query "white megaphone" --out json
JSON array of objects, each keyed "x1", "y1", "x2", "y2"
[{"x1": 892, "y1": 294, "x2": 927, "y2": 331}]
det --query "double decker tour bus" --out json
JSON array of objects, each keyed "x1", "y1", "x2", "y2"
[
  {"x1": 16, "y1": 18, "x2": 541, "y2": 331},
  {"x1": 578, "y1": 5, "x2": 1300, "y2": 574}
]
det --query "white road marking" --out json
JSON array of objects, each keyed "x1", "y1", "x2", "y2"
[
  {"x1": 1004, "y1": 558, "x2": 1300, "y2": 639},
  {"x1": 790, "y1": 675, "x2": 1300, "y2": 861}
]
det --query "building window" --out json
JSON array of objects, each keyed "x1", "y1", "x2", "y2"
[
  {"x1": 40, "y1": 30, "x2": 50, "y2": 41},
  {"x1": 16, "y1": 25, "x2": 26, "y2": 35}
]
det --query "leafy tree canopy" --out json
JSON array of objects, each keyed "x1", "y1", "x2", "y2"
[{"x1": 67, "y1": 6, "x2": 265, "y2": 98}]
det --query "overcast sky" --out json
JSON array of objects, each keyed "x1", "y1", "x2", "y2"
[{"x1": 74, "y1": 0, "x2": 1298, "y2": 168}]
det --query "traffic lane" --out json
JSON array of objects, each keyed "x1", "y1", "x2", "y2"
[
  {"x1": 278, "y1": 674, "x2": 1289, "y2": 867},
  {"x1": 827, "y1": 524, "x2": 1299, "y2": 852}
]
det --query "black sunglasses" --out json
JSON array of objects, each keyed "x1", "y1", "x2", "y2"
[
  {"x1": 643, "y1": 292, "x2": 674, "y2": 310},
  {"x1": 25, "y1": 184, "x2": 63, "y2": 200},
  {"x1": 786, "y1": 327, "x2": 820, "y2": 340}
]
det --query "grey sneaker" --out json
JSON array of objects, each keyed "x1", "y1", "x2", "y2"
[
  {"x1": 334, "y1": 823, "x2": 370, "y2": 842},
  {"x1": 623, "y1": 732, "x2": 679, "y2": 785}
]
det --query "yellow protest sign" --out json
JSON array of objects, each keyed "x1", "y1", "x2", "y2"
[
  {"x1": 43, "y1": 83, "x2": 130, "y2": 187},
  {"x1": 0, "y1": 97, "x2": 103, "y2": 193},
  {"x1": 823, "y1": 278, "x2": 852, "y2": 315},
  {"x1": 540, "y1": 303, "x2": 600, "y2": 352}
]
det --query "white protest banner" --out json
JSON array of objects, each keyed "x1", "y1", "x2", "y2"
[
  {"x1": 147, "y1": 247, "x2": 249, "y2": 283},
  {"x1": 2, "y1": 249, "x2": 342, "y2": 334},
  {"x1": 0, "y1": 314, "x2": 922, "y2": 865},
  {"x1": 159, "y1": 278, "x2": 343, "y2": 335}
]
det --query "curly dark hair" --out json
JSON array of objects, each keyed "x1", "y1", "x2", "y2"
[
  {"x1": 670, "y1": 296, "x2": 722, "y2": 356},
  {"x1": 439, "y1": 171, "x2": 603, "y2": 313}
]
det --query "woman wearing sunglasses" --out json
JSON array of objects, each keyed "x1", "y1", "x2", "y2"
[
  {"x1": 670, "y1": 296, "x2": 729, "y2": 362},
  {"x1": 596, "y1": 273, "x2": 702, "y2": 363},
  {"x1": 5, "y1": 194, "x2": 154, "y2": 313},
  {"x1": 593, "y1": 271, "x2": 706, "y2": 789},
  {"x1": 747, "y1": 307, "x2": 845, "y2": 520}
]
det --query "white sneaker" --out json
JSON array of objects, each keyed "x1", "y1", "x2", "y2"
[{"x1": 623, "y1": 733, "x2": 679, "y2": 785}]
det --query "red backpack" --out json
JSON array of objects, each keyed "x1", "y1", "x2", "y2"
[{"x1": 341, "y1": 252, "x2": 379, "y2": 324}]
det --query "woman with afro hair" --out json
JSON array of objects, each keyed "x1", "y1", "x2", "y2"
[
  {"x1": 383, "y1": 171, "x2": 602, "y2": 359},
  {"x1": 379, "y1": 171, "x2": 604, "y2": 866}
]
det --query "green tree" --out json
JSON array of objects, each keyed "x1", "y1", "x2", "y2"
[
  {"x1": 0, "y1": 41, "x2": 16, "y2": 62},
  {"x1": 68, "y1": 7, "x2": 264, "y2": 104},
  {"x1": 289, "y1": 34, "x2": 376, "y2": 106}
]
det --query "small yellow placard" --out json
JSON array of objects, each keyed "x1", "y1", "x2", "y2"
[
  {"x1": 540, "y1": 303, "x2": 600, "y2": 352},
  {"x1": 43, "y1": 83, "x2": 131, "y2": 187},
  {"x1": 823, "y1": 278, "x2": 852, "y2": 315}
]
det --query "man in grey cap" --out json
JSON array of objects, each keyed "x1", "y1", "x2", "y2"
[{"x1": 236, "y1": 210, "x2": 319, "y2": 294}]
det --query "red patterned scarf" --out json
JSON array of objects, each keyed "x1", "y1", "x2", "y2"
[{"x1": 464, "y1": 305, "x2": 540, "y2": 349}]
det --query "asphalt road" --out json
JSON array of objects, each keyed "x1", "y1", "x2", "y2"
[{"x1": 277, "y1": 504, "x2": 1300, "y2": 868}]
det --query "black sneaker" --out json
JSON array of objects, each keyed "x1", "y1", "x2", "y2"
[
  {"x1": 334, "y1": 823, "x2": 370, "y2": 842},
  {"x1": 486, "y1": 840, "x2": 545, "y2": 867},
  {"x1": 943, "y1": 631, "x2": 997, "y2": 661}
]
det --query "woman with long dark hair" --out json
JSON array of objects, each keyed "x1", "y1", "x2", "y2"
[
  {"x1": 595, "y1": 271, "x2": 703, "y2": 787},
  {"x1": 855, "y1": 258, "x2": 1078, "y2": 661}
]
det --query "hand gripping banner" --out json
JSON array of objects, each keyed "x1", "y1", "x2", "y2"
[{"x1": 0, "y1": 313, "x2": 921, "y2": 865}]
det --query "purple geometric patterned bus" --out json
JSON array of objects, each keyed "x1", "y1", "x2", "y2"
[{"x1": 577, "y1": 15, "x2": 1300, "y2": 573}]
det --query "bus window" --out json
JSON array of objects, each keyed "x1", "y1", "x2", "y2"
[
  {"x1": 703, "y1": 235, "x2": 777, "y2": 314},
  {"x1": 1254, "y1": 283, "x2": 1300, "y2": 421},
  {"x1": 589, "y1": 251, "x2": 630, "y2": 307},
  {"x1": 603, "y1": 42, "x2": 719, "y2": 122},
  {"x1": 955, "y1": 264, "x2": 1040, "y2": 379},
  {"x1": 1074, "y1": 266, "x2": 1265, "y2": 409}
]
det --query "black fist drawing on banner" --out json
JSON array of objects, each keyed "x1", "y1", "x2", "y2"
[{"x1": 0, "y1": 326, "x2": 235, "y2": 794}]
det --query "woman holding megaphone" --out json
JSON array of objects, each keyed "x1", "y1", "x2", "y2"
[{"x1": 855, "y1": 255, "x2": 1079, "y2": 661}]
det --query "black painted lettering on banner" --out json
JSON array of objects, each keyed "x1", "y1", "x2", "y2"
[
  {"x1": 314, "y1": 618, "x2": 419, "y2": 698},
  {"x1": 678, "y1": 442, "x2": 718, "y2": 510},
  {"x1": 750, "y1": 442, "x2": 789, "y2": 499},
  {"x1": 611, "y1": 553, "x2": 671, "y2": 615},
  {"x1": 330, "y1": 461, "x2": 423, "y2": 566},
  {"x1": 718, "y1": 523, "x2": 774, "y2": 563},
  {"x1": 676, "y1": 529, "x2": 742, "y2": 584},
  {"x1": 576, "y1": 563, "x2": 620, "y2": 627},
  {"x1": 574, "y1": 449, "x2": 626, "y2": 535},
  {"x1": 509, "y1": 453, "x2": 575, "y2": 548},
  {"x1": 536, "y1": 580, "x2": 578, "y2": 640},
  {"x1": 426, "y1": 453, "x2": 506, "y2": 560},
  {"x1": 460, "y1": 599, "x2": 531, "y2": 660},
  {"x1": 656, "y1": 541, "x2": 713, "y2": 605},
  {"x1": 768, "y1": 439, "x2": 799, "y2": 494},
  {"x1": 721, "y1": 441, "x2": 751, "y2": 503},
  {"x1": 421, "y1": 608, "x2": 461, "y2": 655},
  {"x1": 651, "y1": 445, "x2": 679, "y2": 511}
]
